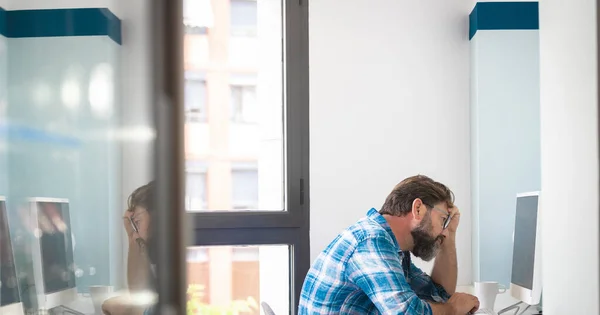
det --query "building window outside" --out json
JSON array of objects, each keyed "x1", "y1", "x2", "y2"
[
  {"x1": 231, "y1": 167, "x2": 258, "y2": 209},
  {"x1": 231, "y1": 0, "x2": 257, "y2": 37},
  {"x1": 230, "y1": 85, "x2": 258, "y2": 123},
  {"x1": 185, "y1": 79, "x2": 207, "y2": 123},
  {"x1": 186, "y1": 171, "x2": 207, "y2": 211}
]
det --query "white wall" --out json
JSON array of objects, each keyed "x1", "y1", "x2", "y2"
[
  {"x1": 309, "y1": 0, "x2": 473, "y2": 285},
  {"x1": 539, "y1": 0, "x2": 599, "y2": 314}
]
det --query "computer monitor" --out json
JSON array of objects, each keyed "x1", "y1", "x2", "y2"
[
  {"x1": 509, "y1": 191, "x2": 542, "y2": 305},
  {"x1": 28, "y1": 197, "x2": 77, "y2": 310},
  {"x1": 0, "y1": 197, "x2": 25, "y2": 315}
]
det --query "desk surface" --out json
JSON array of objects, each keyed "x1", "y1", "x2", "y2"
[
  {"x1": 69, "y1": 286, "x2": 536, "y2": 315},
  {"x1": 456, "y1": 285, "x2": 541, "y2": 315},
  {"x1": 65, "y1": 294, "x2": 95, "y2": 315}
]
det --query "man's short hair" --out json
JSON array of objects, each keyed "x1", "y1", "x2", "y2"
[
  {"x1": 380, "y1": 175, "x2": 455, "y2": 217},
  {"x1": 127, "y1": 181, "x2": 156, "y2": 213}
]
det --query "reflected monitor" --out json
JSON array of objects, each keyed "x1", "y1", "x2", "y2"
[
  {"x1": 1, "y1": 197, "x2": 25, "y2": 315},
  {"x1": 28, "y1": 198, "x2": 76, "y2": 310}
]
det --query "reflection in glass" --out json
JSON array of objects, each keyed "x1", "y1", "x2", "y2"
[
  {"x1": 0, "y1": 3, "x2": 159, "y2": 315},
  {"x1": 0, "y1": 197, "x2": 23, "y2": 314},
  {"x1": 88, "y1": 63, "x2": 115, "y2": 119},
  {"x1": 29, "y1": 199, "x2": 77, "y2": 308}
]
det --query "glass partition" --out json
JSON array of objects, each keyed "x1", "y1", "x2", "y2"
[{"x1": 0, "y1": 2, "x2": 182, "y2": 314}]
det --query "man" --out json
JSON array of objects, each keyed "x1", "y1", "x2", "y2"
[
  {"x1": 298, "y1": 175, "x2": 480, "y2": 315},
  {"x1": 102, "y1": 182, "x2": 157, "y2": 315}
]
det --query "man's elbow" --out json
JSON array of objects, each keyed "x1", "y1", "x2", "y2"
[{"x1": 432, "y1": 281, "x2": 454, "y2": 301}]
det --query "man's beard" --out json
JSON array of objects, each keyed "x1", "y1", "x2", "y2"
[{"x1": 411, "y1": 213, "x2": 445, "y2": 261}]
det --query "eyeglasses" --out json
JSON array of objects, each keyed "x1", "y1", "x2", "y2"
[{"x1": 425, "y1": 203, "x2": 452, "y2": 230}]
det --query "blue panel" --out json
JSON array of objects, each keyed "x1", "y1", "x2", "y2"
[
  {"x1": 469, "y1": 2, "x2": 539, "y2": 40},
  {"x1": 0, "y1": 8, "x2": 6, "y2": 36},
  {"x1": 0, "y1": 7, "x2": 121, "y2": 44},
  {"x1": 469, "y1": 5, "x2": 479, "y2": 41}
]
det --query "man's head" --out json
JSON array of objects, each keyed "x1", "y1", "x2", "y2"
[
  {"x1": 380, "y1": 175, "x2": 455, "y2": 261},
  {"x1": 127, "y1": 181, "x2": 155, "y2": 239},
  {"x1": 128, "y1": 181, "x2": 155, "y2": 214}
]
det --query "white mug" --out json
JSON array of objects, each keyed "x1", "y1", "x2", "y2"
[
  {"x1": 474, "y1": 281, "x2": 506, "y2": 310},
  {"x1": 89, "y1": 285, "x2": 114, "y2": 315}
]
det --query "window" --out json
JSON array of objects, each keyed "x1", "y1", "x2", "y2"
[
  {"x1": 185, "y1": 25, "x2": 208, "y2": 35},
  {"x1": 230, "y1": 85, "x2": 257, "y2": 123},
  {"x1": 184, "y1": 0, "x2": 309, "y2": 313},
  {"x1": 186, "y1": 172, "x2": 207, "y2": 211},
  {"x1": 184, "y1": 0, "x2": 213, "y2": 33},
  {"x1": 187, "y1": 247, "x2": 208, "y2": 262},
  {"x1": 232, "y1": 167, "x2": 258, "y2": 209},
  {"x1": 186, "y1": 160, "x2": 207, "y2": 211},
  {"x1": 187, "y1": 245, "x2": 288, "y2": 315},
  {"x1": 185, "y1": 78, "x2": 207, "y2": 122},
  {"x1": 230, "y1": 0, "x2": 258, "y2": 37}
]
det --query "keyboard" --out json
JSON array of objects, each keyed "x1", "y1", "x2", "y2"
[{"x1": 473, "y1": 309, "x2": 497, "y2": 315}]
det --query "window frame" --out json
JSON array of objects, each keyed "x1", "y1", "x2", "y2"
[
  {"x1": 189, "y1": 0, "x2": 308, "y2": 229},
  {"x1": 186, "y1": 0, "x2": 310, "y2": 313}
]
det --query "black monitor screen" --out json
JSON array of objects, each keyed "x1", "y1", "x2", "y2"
[
  {"x1": 510, "y1": 195, "x2": 538, "y2": 290},
  {"x1": 1, "y1": 199, "x2": 21, "y2": 306},
  {"x1": 36, "y1": 201, "x2": 76, "y2": 294}
]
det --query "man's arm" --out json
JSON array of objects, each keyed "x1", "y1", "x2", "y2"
[
  {"x1": 123, "y1": 211, "x2": 152, "y2": 291},
  {"x1": 127, "y1": 240, "x2": 152, "y2": 291},
  {"x1": 346, "y1": 236, "x2": 454, "y2": 315},
  {"x1": 408, "y1": 261, "x2": 451, "y2": 303},
  {"x1": 430, "y1": 233, "x2": 458, "y2": 295},
  {"x1": 431, "y1": 206, "x2": 461, "y2": 295}
]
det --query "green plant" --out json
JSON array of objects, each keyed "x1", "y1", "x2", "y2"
[{"x1": 187, "y1": 284, "x2": 259, "y2": 315}]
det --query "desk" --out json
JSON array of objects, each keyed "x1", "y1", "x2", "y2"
[{"x1": 456, "y1": 285, "x2": 541, "y2": 315}]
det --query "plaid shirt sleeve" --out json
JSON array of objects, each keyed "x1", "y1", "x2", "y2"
[
  {"x1": 408, "y1": 262, "x2": 451, "y2": 303},
  {"x1": 346, "y1": 236, "x2": 434, "y2": 315}
]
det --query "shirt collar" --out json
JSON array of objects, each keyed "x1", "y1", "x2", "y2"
[{"x1": 366, "y1": 208, "x2": 402, "y2": 252}]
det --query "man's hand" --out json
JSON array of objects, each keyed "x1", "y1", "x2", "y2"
[
  {"x1": 447, "y1": 292, "x2": 479, "y2": 315},
  {"x1": 447, "y1": 207, "x2": 461, "y2": 233},
  {"x1": 123, "y1": 208, "x2": 150, "y2": 244}
]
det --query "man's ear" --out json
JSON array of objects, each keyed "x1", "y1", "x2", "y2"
[{"x1": 411, "y1": 198, "x2": 425, "y2": 220}]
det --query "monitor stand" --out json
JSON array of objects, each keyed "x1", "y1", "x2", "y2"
[{"x1": 498, "y1": 302, "x2": 542, "y2": 315}]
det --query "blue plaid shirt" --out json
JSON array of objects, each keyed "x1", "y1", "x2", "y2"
[{"x1": 298, "y1": 208, "x2": 451, "y2": 314}]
